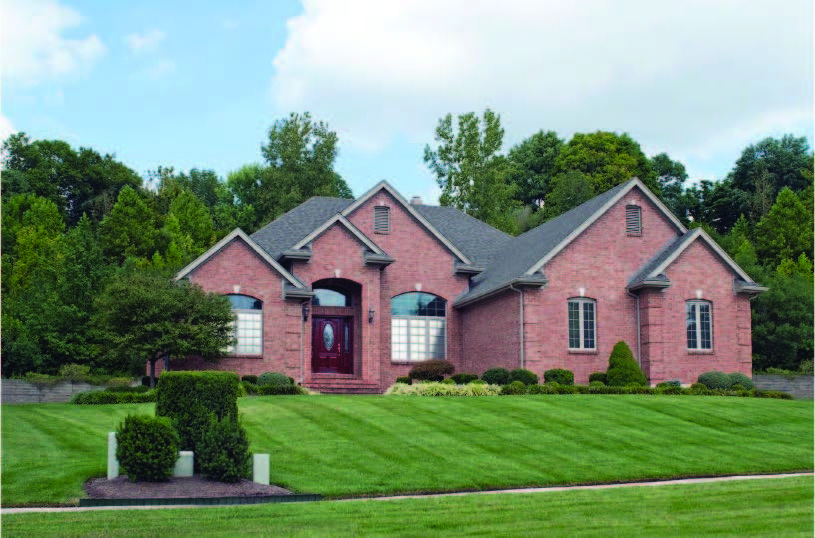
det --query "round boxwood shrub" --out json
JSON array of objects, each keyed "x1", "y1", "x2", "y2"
[
  {"x1": 116, "y1": 414, "x2": 179, "y2": 482},
  {"x1": 588, "y1": 372, "x2": 607, "y2": 385},
  {"x1": 526, "y1": 384, "x2": 545, "y2": 394},
  {"x1": 469, "y1": 379, "x2": 486, "y2": 385},
  {"x1": 500, "y1": 380, "x2": 527, "y2": 395},
  {"x1": 257, "y1": 372, "x2": 292, "y2": 387},
  {"x1": 481, "y1": 367, "x2": 510, "y2": 385},
  {"x1": 395, "y1": 376, "x2": 411, "y2": 385},
  {"x1": 198, "y1": 414, "x2": 252, "y2": 483},
  {"x1": 589, "y1": 380, "x2": 605, "y2": 387},
  {"x1": 451, "y1": 373, "x2": 479, "y2": 385},
  {"x1": 697, "y1": 371, "x2": 731, "y2": 390},
  {"x1": 408, "y1": 360, "x2": 455, "y2": 382},
  {"x1": 730, "y1": 384, "x2": 746, "y2": 392},
  {"x1": 441, "y1": 378, "x2": 455, "y2": 385},
  {"x1": 508, "y1": 368, "x2": 539, "y2": 386},
  {"x1": 241, "y1": 375, "x2": 259, "y2": 385},
  {"x1": 727, "y1": 372, "x2": 754, "y2": 390},
  {"x1": 544, "y1": 368, "x2": 574, "y2": 385},
  {"x1": 606, "y1": 341, "x2": 647, "y2": 386}
]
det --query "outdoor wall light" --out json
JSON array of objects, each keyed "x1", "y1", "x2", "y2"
[
  {"x1": 302, "y1": 302, "x2": 310, "y2": 321},
  {"x1": 368, "y1": 307, "x2": 375, "y2": 323}
]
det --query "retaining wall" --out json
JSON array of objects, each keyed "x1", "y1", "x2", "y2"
[
  {"x1": 753, "y1": 375, "x2": 813, "y2": 400},
  {"x1": 1, "y1": 379, "x2": 108, "y2": 404}
]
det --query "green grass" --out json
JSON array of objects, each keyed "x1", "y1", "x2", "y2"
[
  {"x1": 3, "y1": 476, "x2": 812, "y2": 537},
  {"x1": 2, "y1": 395, "x2": 813, "y2": 505}
]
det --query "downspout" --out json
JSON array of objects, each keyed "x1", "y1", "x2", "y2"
[
  {"x1": 509, "y1": 284, "x2": 525, "y2": 369},
  {"x1": 626, "y1": 289, "x2": 641, "y2": 368}
]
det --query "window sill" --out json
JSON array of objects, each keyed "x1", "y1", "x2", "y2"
[
  {"x1": 224, "y1": 354, "x2": 263, "y2": 359},
  {"x1": 391, "y1": 360, "x2": 442, "y2": 365},
  {"x1": 686, "y1": 350, "x2": 714, "y2": 355},
  {"x1": 568, "y1": 349, "x2": 599, "y2": 355}
]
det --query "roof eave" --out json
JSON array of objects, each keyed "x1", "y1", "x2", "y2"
[
  {"x1": 626, "y1": 279, "x2": 672, "y2": 292},
  {"x1": 364, "y1": 252, "x2": 396, "y2": 267},
  {"x1": 453, "y1": 276, "x2": 548, "y2": 309},
  {"x1": 454, "y1": 263, "x2": 485, "y2": 275}
]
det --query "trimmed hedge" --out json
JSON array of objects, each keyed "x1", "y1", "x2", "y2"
[
  {"x1": 385, "y1": 381, "x2": 501, "y2": 396},
  {"x1": 508, "y1": 368, "x2": 539, "y2": 386},
  {"x1": 72, "y1": 390, "x2": 157, "y2": 404},
  {"x1": 116, "y1": 414, "x2": 179, "y2": 482},
  {"x1": 258, "y1": 372, "x2": 292, "y2": 387},
  {"x1": 544, "y1": 369, "x2": 574, "y2": 386},
  {"x1": 500, "y1": 380, "x2": 527, "y2": 395},
  {"x1": 606, "y1": 341, "x2": 647, "y2": 386},
  {"x1": 450, "y1": 373, "x2": 479, "y2": 385},
  {"x1": 697, "y1": 371, "x2": 731, "y2": 390},
  {"x1": 408, "y1": 360, "x2": 455, "y2": 382},
  {"x1": 257, "y1": 384, "x2": 307, "y2": 395},
  {"x1": 198, "y1": 414, "x2": 252, "y2": 483},
  {"x1": 395, "y1": 376, "x2": 412, "y2": 385},
  {"x1": 155, "y1": 371, "x2": 241, "y2": 457},
  {"x1": 481, "y1": 367, "x2": 510, "y2": 385},
  {"x1": 588, "y1": 372, "x2": 607, "y2": 385},
  {"x1": 241, "y1": 375, "x2": 259, "y2": 385},
  {"x1": 727, "y1": 372, "x2": 754, "y2": 390}
]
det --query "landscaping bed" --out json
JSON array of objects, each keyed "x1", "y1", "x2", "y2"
[{"x1": 85, "y1": 475, "x2": 291, "y2": 499}]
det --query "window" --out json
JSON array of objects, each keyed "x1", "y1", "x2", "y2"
[
  {"x1": 625, "y1": 205, "x2": 641, "y2": 235},
  {"x1": 568, "y1": 298, "x2": 596, "y2": 350},
  {"x1": 686, "y1": 301, "x2": 712, "y2": 350},
  {"x1": 374, "y1": 206, "x2": 390, "y2": 234},
  {"x1": 226, "y1": 294, "x2": 262, "y2": 355},
  {"x1": 313, "y1": 288, "x2": 351, "y2": 307},
  {"x1": 391, "y1": 292, "x2": 446, "y2": 361}
]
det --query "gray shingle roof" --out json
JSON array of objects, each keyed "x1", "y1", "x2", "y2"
[
  {"x1": 455, "y1": 179, "x2": 636, "y2": 305},
  {"x1": 251, "y1": 197, "x2": 352, "y2": 260},
  {"x1": 627, "y1": 233, "x2": 689, "y2": 287},
  {"x1": 413, "y1": 204, "x2": 512, "y2": 266}
]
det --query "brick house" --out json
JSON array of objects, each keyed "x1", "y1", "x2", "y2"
[{"x1": 171, "y1": 178, "x2": 766, "y2": 393}]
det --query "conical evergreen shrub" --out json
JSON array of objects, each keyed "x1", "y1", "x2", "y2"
[{"x1": 606, "y1": 341, "x2": 648, "y2": 387}]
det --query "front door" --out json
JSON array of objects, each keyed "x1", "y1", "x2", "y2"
[{"x1": 312, "y1": 316, "x2": 353, "y2": 374}]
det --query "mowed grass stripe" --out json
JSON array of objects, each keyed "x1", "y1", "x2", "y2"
[
  {"x1": 2, "y1": 395, "x2": 812, "y2": 504},
  {"x1": 2, "y1": 477, "x2": 812, "y2": 537}
]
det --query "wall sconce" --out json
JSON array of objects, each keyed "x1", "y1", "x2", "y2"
[
  {"x1": 368, "y1": 307, "x2": 375, "y2": 323},
  {"x1": 301, "y1": 302, "x2": 310, "y2": 321}
]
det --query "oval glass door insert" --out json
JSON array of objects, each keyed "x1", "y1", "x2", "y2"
[{"x1": 323, "y1": 323, "x2": 334, "y2": 351}]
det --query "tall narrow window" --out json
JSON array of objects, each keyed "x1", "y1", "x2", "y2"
[
  {"x1": 226, "y1": 294, "x2": 262, "y2": 355},
  {"x1": 391, "y1": 292, "x2": 446, "y2": 361},
  {"x1": 568, "y1": 298, "x2": 596, "y2": 350},
  {"x1": 626, "y1": 205, "x2": 642, "y2": 236},
  {"x1": 686, "y1": 301, "x2": 712, "y2": 350},
  {"x1": 374, "y1": 206, "x2": 390, "y2": 234}
]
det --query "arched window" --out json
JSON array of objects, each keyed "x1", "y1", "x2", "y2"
[
  {"x1": 391, "y1": 292, "x2": 446, "y2": 361},
  {"x1": 226, "y1": 294, "x2": 262, "y2": 355},
  {"x1": 313, "y1": 288, "x2": 352, "y2": 307},
  {"x1": 686, "y1": 301, "x2": 712, "y2": 350},
  {"x1": 568, "y1": 298, "x2": 596, "y2": 350}
]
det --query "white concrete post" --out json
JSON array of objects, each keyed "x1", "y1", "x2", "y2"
[
  {"x1": 174, "y1": 451, "x2": 194, "y2": 477},
  {"x1": 253, "y1": 454, "x2": 269, "y2": 485},
  {"x1": 107, "y1": 432, "x2": 119, "y2": 479}
]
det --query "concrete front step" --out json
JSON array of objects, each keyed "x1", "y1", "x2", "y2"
[{"x1": 304, "y1": 377, "x2": 382, "y2": 394}]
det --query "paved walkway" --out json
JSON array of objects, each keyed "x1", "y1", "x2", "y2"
[{"x1": 2, "y1": 472, "x2": 811, "y2": 514}]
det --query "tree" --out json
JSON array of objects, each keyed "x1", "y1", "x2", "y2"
[
  {"x1": 730, "y1": 135, "x2": 814, "y2": 196},
  {"x1": 423, "y1": 109, "x2": 519, "y2": 230},
  {"x1": 554, "y1": 131, "x2": 658, "y2": 195},
  {"x1": 649, "y1": 152, "x2": 688, "y2": 216},
  {"x1": 545, "y1": 171, "x2": 594, "y2": 219},
  {"x1": 99, "y1": 186, "x2": 159, "y2": 263},
  {"x1": 507, "y1": 130, "x2": 563, "y2": 207},
  {"x1": 94, "y1": 270, "x2": 235, "y2": 384},
  {"x1": 753, "y1": 188, "x2": 813, "y2": 271}
]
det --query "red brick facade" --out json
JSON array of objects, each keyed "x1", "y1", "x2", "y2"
[{"x1": 170, "y1": 181, "x2": 757, "y2": 391}]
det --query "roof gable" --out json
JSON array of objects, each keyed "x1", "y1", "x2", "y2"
[
  {"x1": 342, "y1": 180, "x2": 474, "y2": 265},
  {"x1": 176, "y1": 228, "x2": 305, "y2": 288},
  {"x1": 293, "y1": 213, "x2": 387, "y2": 255}
]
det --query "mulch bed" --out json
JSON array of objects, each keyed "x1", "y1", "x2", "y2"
[{"x1": 86, "y1": 475, "x2": 292, "y2": 499}]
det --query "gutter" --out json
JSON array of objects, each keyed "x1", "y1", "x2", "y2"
[
  {"x1": 509, "y1": 284, "x2": 525, "y2": 369},
  {"x1": 454, "y1": 276, "x2": 547, "y2": 309},
  {"x1": 626, "y1": 289, "x2": 642, "y2": 368}
]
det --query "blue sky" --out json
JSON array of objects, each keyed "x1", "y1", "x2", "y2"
[{"x1": 2, "y1": 0, "x2": 813, "y2": 203}]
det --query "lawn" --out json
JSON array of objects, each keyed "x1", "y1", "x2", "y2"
[
  {"x1": 3, "y1": 476, "x2": 812, "y2": 537},
  {"x1": 1, "y1": 395, "x2": 813, "y2": 506}
]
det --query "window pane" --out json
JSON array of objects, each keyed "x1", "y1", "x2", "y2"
[
  {"x1": 568, "y1": 302, "x2": 580, "y2": 348},
  {"x1": 313, "y1": 288, "x2": 351, "y2": 307},
  {"x1": 686, "y1": 304, "x2": 697, "y2": 349},
  {"x1": 699, "y1": 304, "x2": 711, "y2": 349},
  {"x1": 391, "y1": 293, "x2": 447, "y2": 317},
  {"x1": 227, "y1": 294, "x2": 262, "y2": 310},
  {"x1": 583, "y1": 301, "x2": 595, "y2": 349}
]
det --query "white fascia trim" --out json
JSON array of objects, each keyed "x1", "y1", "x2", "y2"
[
  {"x1": 292, "y1": 214, "x2": 387, "y2": 255},
  {"x1": 175, "y1": 228, "x2": 305, "y2": 288},
  {"x1": 340, "y1": 180, "x2": 473, "y2": 265},
  {"x1": 525, "y1": 179, "x2": 687, "y2": 275},
  {"x1": 650, "y1": 228, "x2": 755, "y2": 283}
]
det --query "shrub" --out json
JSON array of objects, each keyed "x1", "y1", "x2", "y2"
[
  {"x1": 106, "y1": 384, "x2": 150, "y2": 393},
  {"x1": 588, "y1": 372, "x2": 607, "y2": 385},
  {"x1": 450, "y1": 373, "x2": 479, "y2": 385},
  {"x1": 385, "y1": 381, "x2": 500, "y2": 396},
  {"x1": 606, "y1": 341, "x2": 647, "y2": 386},
  {"x1": 408, "y1": 360, "x2": 455, "y2": 382},
  {"x1": 441, "y1": 378, "x2": 455, "y2": 385},
  {"x1": 142, "y1": 376, "x2": 152, "y2": 387},
  {"x1": 727, "y1": 372, "x2": 754, "y2": 390},
  {"x1": 730, "y1": 384, "x2": 746, "y2": 392},
  {"x1": 73, "y1": 389, "x2": 158, "y2": 404},
  {"x1": 544, "y1": 369, "x2": 574, "y2": 386},
  {"x1": 58, "y1": 363, "x2": 91, "y2": 382},
  {"x1": 481, "y1": 367, "x2": 510, "y2": 385},
  {"x1": 241, "y1": 375, "x2": 259, "y2": 385},
  {"x1": 500, "y1": 380, "x2": 527, "y2": 395},
  {"x1": 198, "y1": 414, "x2": 252, "y2": 483},
  {"x1": 469, "y1": 379, "x2": 486, "y2": 385},
  {"x1": 589, "y1": 380, "x2": 605, "y2": 387},
  {"x1": 257, "y1": 372, "x2": 292, "y2": 387},
  {"x1": 116, "y1": 414, "x2": 179, "y2": 482},
  {"x1": 395, "y1": 376, "x2": 412, "y2": 385},
  {"x1": 257, "y1": 384, "x2": 306, "y2": 395},
  {"x1": 697, "y1": 371, "x2": 731, "y2": 390},
  {"x1": 508, "y1": 368, "x2": 539, "y2": 386},
  {"x1": 799, "y1": 360, "x2": 814, "y2": 375},
  {"x1": 242, "y1": 381, "x2": 258, "y2": 395},
  {"x1": 526, "y1": 384, "x2": 545, "y2": 394},
  {"x1": 155, "y1": 371, "x2": 241, "y2": 459},
  {"x1": 657, "y1": 385, "x2": 682, "y2": 395}
]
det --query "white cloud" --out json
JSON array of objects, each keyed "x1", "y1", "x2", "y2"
[
  {"x1": 272, "y1": 0, "x2": 813, "y2": 178},
  {"x1": 0, "y1": 114, "x2": 17, "y2": 142},
  {"x1": 145, "y1": 59, "x2": 176, "y2": 79},
  {"x1": 125, "y1": 29, "x2": 166, "y2": 53},
  {"x1": 1, "y1": 0, "x2": 105, "y2": 86}
]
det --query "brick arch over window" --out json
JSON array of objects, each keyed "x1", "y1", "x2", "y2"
[
  {"x1": 226, "y1": 294, "x2": 262, "y2": 356},
  {"x1": 390, "y1": 292, "x2": 447, "y2": 362}
]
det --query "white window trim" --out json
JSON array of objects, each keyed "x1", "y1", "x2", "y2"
[
  {"x1": 686, "y1": 300, "x2": 713, "y2": 351},
  {"x1": 391, "y1": 315, "x2": 447, "y2": 362},
  {"x1": 568, "y1": 298, "x2": 596, "y2": 351},
  {"x1": 226, "y1": 308, "x2": 263, "y2": 356}
]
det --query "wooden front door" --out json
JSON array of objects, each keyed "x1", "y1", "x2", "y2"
[{"x1": 312, "y1": 316, "x2": 353, "y2": 374}]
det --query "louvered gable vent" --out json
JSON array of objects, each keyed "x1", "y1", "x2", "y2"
[
  {"x1": 625, "y1": 205, "x2": 641, "y2": 236},
  {"x1": 374, "y1": 206, "x2": 390, "y2": 234}
]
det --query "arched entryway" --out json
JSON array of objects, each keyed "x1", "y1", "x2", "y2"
[{"x1": 310, "y1": 279, "x2": 361, "y2": 375}]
